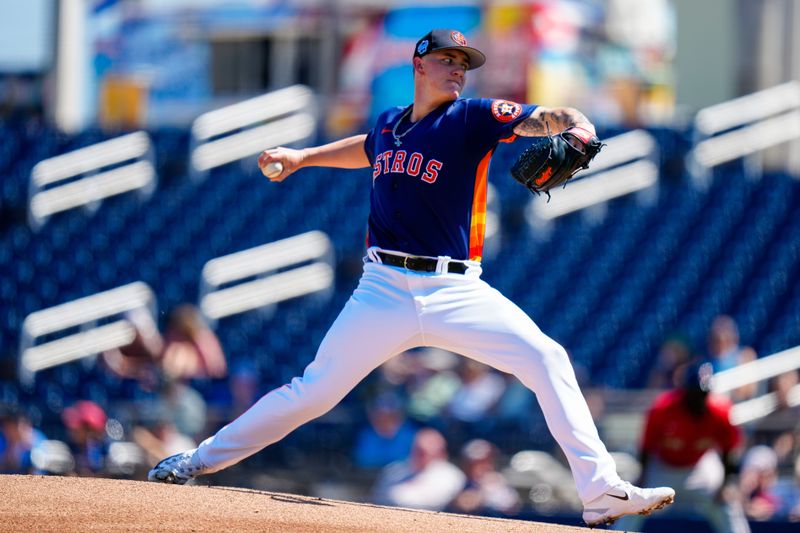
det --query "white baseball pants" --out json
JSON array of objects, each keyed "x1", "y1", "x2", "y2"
[{"x1": 196, "y1": 254, "x2": 622, "y2": 503}]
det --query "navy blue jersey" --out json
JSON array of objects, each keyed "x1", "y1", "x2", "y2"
[{"x1": 363, "y1": 98, "x2": 536, "y2": 261}]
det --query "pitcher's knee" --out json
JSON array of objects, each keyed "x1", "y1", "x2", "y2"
[
  {"x1": 284, "y1": 381, "x2": 344, "y2": 420},
  {"x1": 538, "y1": 342, "x2": 576, "y2": 375},
  {"x1": 552, "y1": 343, "x2": 570, "y2": 362}
]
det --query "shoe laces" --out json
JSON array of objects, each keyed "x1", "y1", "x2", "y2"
[
  {"x1": 616, "y1": 481, "x2": 633, "y2": 492},
  {"x1": 168, "y1": 452, "x2": 202, "y2": 474}
]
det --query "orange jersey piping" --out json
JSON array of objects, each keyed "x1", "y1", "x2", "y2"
[{"x1": 469, "y1": 149, "x2": 493, "y2": 262}]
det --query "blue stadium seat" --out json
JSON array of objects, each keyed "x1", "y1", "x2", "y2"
[{"x1": 4, "y1": 119, "x2": 800, "y2": 453}]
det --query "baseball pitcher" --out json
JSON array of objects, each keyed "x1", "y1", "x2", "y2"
[{"x1": 149, "y1": 29, "x2": 674, "y2": 527}]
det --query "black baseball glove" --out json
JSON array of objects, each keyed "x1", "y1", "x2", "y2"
[{"x1": 511, "y1": 127, "x2": 604, "y2": 199}]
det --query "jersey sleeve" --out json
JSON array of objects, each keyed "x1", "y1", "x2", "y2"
[
  {"x1": 465, "y1": 98, "x2": 537, "y2": 151},
  {"x1": 363, "y1": 126, "x2": 377, "y2": 165},
  {"x1": 363, "y1": 108, "x2": 397, "y2": 165}
]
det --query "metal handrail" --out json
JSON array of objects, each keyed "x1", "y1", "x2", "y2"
[
  {"x1": 687, "y1": 81, "x2": 800, "y2": 180},
  {"x1": 189, "y1": 85, "x2": 316, "y2": 179},
  {"x1": 19, "y1": 282, "x2": 157, "y2": 385},
  {"x1": 28, "y1": 132, "x2": 156, "y2": 230},
  {"x1": 710, "y1": 344, "x2": 800, "y2": 425},
  {"x1": 199, "y1": 231, "x2": 335, "y2": 321}
]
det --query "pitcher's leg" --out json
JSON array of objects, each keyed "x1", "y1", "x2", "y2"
[
  {"x1": 423, "y1": 282, "x2": 620, "y2": 503},
  {"x1": 197, "y1": 269, "x2": 421, "y2": 471}
]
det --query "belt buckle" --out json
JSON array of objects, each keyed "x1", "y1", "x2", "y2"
[{"x1": 403, "y1": 256, "x2": 410, "y2": 270}]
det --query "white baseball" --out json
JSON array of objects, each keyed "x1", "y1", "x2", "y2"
[{"x1": 261, "y1": 161, "x2": 284, "y2": 178}]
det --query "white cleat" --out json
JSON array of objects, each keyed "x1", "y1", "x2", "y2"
[
  {"x1": 147, "y1": 449, "x2": 208, "y2": 485},
  {"x1": 582, "y1": 482, "x2": 675, "y2": 527}
]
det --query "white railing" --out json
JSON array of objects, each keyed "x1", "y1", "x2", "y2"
[
  {"x1": 19, "y1": 282, "x2": 157, "y2": 385},
  {"x1": 710, "y1": 345, "x2": 800, "y2": 425},
  {"x1": 189, "y1": 85, "x2": 316, "y2": 179},
  {"x1": 687, "y1": 81, "x2": 800, "y2": 183},
  {"x1": 526, "y1": 129, "x2": 659, "y2": 226},
  {"x1": 28, "y1": 131, "x2": 156, "y2": 230},
  {"x1": 728, "y1": 384, "x2": 800, "y2": 426},
  {"x1": 199, "y1": 230, "x2": 334, "y2": 321}
]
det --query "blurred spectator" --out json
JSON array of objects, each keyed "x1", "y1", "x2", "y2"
[
  {"x1": 405, "y1": 349, "x2": 461, "y2": 423},
  {"x1": 352, "y1": 393, "x2": 416, "y2": 469},
  {"x1": 739, "y1": 445, "x2": 781, "y2": 521},
  {"x1": 773, "y1": 454, "x2": 800, "y2": 521},
  {"x1": 376, "y1": 350, "x2": 418, "y2": 388},
  {"x1": 371, "y1": 428, "x2": 466, "y2": 511},
  {"x1": 227, "y1": 361, "x2": 262, "y2": 418},
  {"x1": 647, "y1": 334, "x2": 692, "y2": 389},
  {"x1": 447, "y1": 360, "x2": 506, "y2": 423},
  {"x1": 0, "y1": 407, "x2": 46, "y2": 474},
  {"x1": 205, "y1": 360, "x2": 262, "y2": 420},
  {"x1": 161, "y1": 304, "x2": 227, "y2": 381},
  {"x1": 494, "y1": 374, "x2": 536, "y2": 427},
  {"x1": 449, "y1": 439, "x2": 520, "y2": 516},
  {"x1": 103, "y1": 304, "x2": 228, "y2": 385},
  {"x1": 705, "y1": 315, "x2": 759, "y2": 402},
  {"x1": 157, "y1": 377, "x2": 208, "y2": 440},
  {"x1": 62, "y1": 400, "x2": 109, "y2": 476},
  {"x1": 133, "y1": 418, "x2": 196, "y2": 468},
  {"x1": 616, "y1": 361, "x2": 750, "y2": 533},
  {"x1": 101, "y1": 307, "x2": 163, "y2": 385},
  {"x1": 752, "y1": 370, "x2": 800, "y2": 468},
  {"x1": 790, "y1": 456, "x2": 800, "y2": 521}
]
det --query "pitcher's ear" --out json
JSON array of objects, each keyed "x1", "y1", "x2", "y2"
[{"x1": 413, "y1": 57, "x2": 424, "y2": 75}]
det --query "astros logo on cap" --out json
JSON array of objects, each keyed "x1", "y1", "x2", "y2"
[
  {"x1": 491, "y1": 100, "x2": 522, "y2": 123},
  {"x1": 451, "y1": 31, "x2": 468, "y2": 46}
]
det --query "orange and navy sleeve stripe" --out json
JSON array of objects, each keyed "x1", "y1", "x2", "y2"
[{"x1": 468, "y1": 149, "x2": 493, "y2": 262}]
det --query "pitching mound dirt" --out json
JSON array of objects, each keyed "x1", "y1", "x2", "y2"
[{"x1": 0, "y1": 474, "x2": 591, "y2": 532}]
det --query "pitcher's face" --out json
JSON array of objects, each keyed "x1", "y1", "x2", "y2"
[{"x1": 415, "y1": 49, "x2": 469, "y2": 101}]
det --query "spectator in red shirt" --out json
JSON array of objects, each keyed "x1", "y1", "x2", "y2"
[{"x1": 615, "y1": 362, "x2": 750, "y2": 533}]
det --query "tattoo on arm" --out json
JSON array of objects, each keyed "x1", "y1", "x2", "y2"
[
  {"x1": 513, "y1": 115, "x2": 550, "y2": 137},
  {"x1": 513, "y1": 107, "x2": 592, "y2": 137}
]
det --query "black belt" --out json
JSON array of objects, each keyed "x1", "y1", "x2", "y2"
[{"x1": 376, "y1": 252, "x2": 468, "y2": 274}]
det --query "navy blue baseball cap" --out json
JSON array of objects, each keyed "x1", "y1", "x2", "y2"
[{"x1": 413, "y1": 29, "x2": 486, "y2": 70}]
